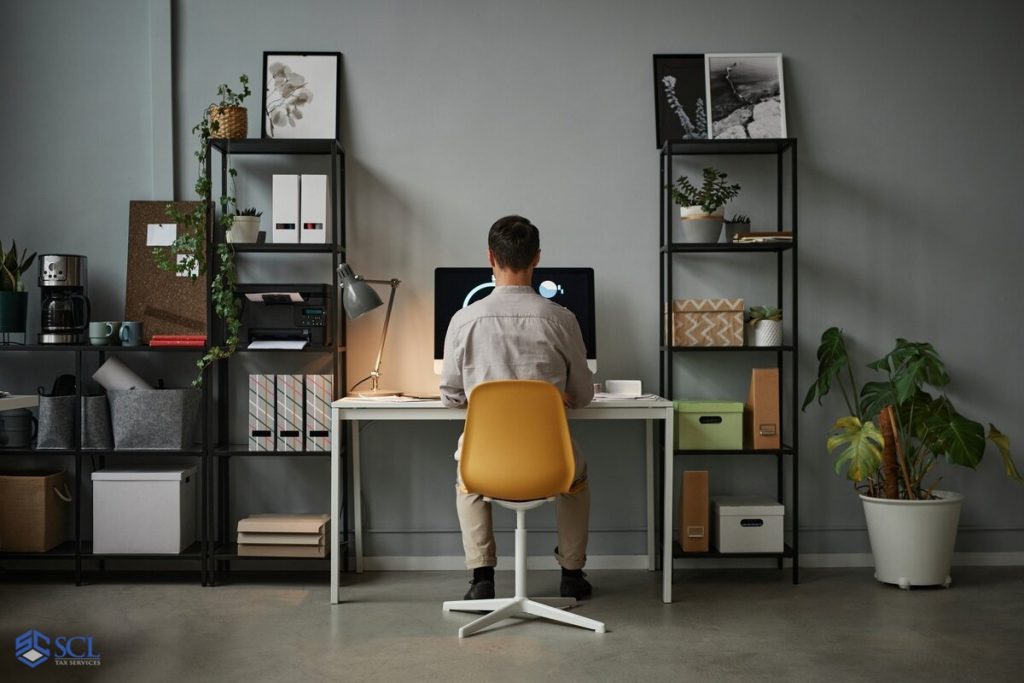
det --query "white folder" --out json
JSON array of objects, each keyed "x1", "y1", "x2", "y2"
[
  {"x1": 275, "y1": 374, "x2": 304, "y2": 451},
  {"x1": 272, "y1": 175, "x2": 299, "y2": 244},
  {"x1": 300, "y1": 174, "x2": 329, "y2": 243},
  {"x1": 248, "y1": 374, "x2": 275, "y2": 451},
  {"x1": 305, "y1": 374, "x2": 333, "y2": 451}
]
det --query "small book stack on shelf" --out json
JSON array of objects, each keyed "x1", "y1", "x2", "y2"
[
  {"x1": 149, "y1": 335, "x2": 207, "y2": 347},
  {"x1": 236, "y1": 513, "x2": 330, "y2": 558},
  {"x1": 732, "y1": 231, "x2": 793, "y2": 243}
]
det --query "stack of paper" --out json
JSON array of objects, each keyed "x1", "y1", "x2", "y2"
[{"x1": 236, "y1": 513, "x2": 330, "y2": 558}]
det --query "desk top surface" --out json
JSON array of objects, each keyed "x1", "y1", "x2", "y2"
[
  {"x1": 0, "y1": 395, "x2": 39, "y2": 411},
  {"x1": 332, "y1": 397, "x2": 672, "y2": 410}
]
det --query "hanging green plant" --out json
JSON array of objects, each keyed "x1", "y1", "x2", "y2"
[{"x1": 154, "y1": 75, "x2": 251, "y2": 385}]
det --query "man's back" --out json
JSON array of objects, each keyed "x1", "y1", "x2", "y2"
[{"x1": 440, "y1": 285, "x2": 593, "y2": 408}]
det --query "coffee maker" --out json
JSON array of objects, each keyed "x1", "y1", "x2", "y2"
[{"x1": 38, "y1": 254, "x2": 90, "y2": 344}]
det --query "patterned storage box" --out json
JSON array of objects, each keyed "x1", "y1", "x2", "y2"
[{"x1": 669, "y1": 298, "x2": 744, "y2": 346}]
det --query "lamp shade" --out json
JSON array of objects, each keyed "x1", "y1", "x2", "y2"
[{"x1": 338, "y1": 263, "x2": 383, "y2": 319}]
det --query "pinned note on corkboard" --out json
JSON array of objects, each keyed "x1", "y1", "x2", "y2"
[{"x1": 125, "y1": 201, "x2": 208, "y2": 339}]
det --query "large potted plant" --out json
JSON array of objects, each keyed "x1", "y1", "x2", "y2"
[
  {"x1": 156, "y1": 75, "x2": 250, "y2": 385},
  {"x1": 803, "y1": 328, "x2": 1020, "y2": 588},
  {"x1": 0, "y1": 240, "x2": 36, "y2": 338},
  {"x1": 670, "y1": 167, "x2": 740, "y2": 243}
]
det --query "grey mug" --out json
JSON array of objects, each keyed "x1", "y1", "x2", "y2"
[
  {"x1": 120, "y1": 321, "x2": 143, "y2": 346},
  {"x1": 89, "y1": 321, "x2": 121, "y2": 346}
]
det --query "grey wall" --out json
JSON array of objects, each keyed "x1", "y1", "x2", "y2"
[{"x1": 3, "y1": 0, "x2": 1022, "y2": 560}]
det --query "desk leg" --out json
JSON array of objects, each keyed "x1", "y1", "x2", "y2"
[
  {"x1": 645, "y1": 419, "x2": 655, "y2": 571},
  {"x1": 663, "y1": 407, "x2": 674, "y2": 604},
  {"x1": 330, "y1": 407, "x2": 340, "y2": 604},
  {"x1": 353, "y1": 419, "x2": 363, "y2": 574}
]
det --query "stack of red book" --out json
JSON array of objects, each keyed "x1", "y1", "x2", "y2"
[{"x1": 148, "y1": 335, "x2": 207, "y2": 347}]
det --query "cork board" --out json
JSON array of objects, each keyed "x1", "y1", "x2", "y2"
[{"x1": 125, "y1": 201, "x2": 208, "y2": 339}]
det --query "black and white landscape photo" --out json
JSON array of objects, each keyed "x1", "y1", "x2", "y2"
[
  {"x1": 706, "y1": 54, "x2": 786, "y2": 139},
  {"x1": 653, "y1": 54, "x2": 709, "y2": 146},
  {"x1": 262, "y1": 52, "x2": 340, "y2": 139}
]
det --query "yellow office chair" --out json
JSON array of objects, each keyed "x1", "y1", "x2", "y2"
[{"x1": 441, "y1": 380, "x2": 606, "y2": 637}]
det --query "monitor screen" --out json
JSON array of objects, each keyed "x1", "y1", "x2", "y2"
[{"x1": 434, "y1": 267, "x2": 597, "y2": 373}]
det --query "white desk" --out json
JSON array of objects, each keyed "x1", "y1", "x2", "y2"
[
  {"x1": 330, "y1": 397, "x2": 676, "y2": 604},
  {"x1": 0, "y1": 395, "x2": 39, "y2": 411}
]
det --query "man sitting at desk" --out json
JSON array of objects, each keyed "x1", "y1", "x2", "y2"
[{"x1": 440, "y1": 215, "x2": 595, "y2": 601}]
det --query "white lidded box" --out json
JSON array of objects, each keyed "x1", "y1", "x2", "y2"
[
  {"x1": 712, "y1": 496, "x2": 784, "y2": 553},
  {"x1": 91, "y1": 467, "x2": 196, "y2": 554}
]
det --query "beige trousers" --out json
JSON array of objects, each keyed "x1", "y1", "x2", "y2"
[{"x1": 455, "y1": 460, "x2": 590, "y2": 571}]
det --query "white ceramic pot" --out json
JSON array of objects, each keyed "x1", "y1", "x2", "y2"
[
  {"x1": 676, "y1": 206, "x2": 724, "y2": 243},
  {"x1": 860, "y1": 490, "x2": 963, "y2": 589},
  {"x1": 751, "y1": 320, "x2": 782, "y2": 346},
  {"x1": 227, "y1": 216, "x2": 261, "y2": 243}
]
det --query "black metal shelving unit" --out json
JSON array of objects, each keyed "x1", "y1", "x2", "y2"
[
  {"x1": 205, "y1": 138, "x2": 348, "y2": 585},
  {"x1": 659, "y1": 137, "x2": 799, "y2": 584},
  {"x1": 0, "y1": 344, "x2": 210, "y2": 586}
]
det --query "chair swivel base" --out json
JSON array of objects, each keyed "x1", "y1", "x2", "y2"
[{"x1": 443, "y1": 596, "x2": 606, "y2": 638}]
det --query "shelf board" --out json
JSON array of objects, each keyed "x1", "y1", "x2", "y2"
[
  {"x1": 227, "y1": 243, "x2": 341, "y2": 253},
  {"x1": 0, "y1": 447, "x2": 205, "y2": 457},
  {"x1": 0, "y1": 541, "x2": 78, "y2": 560},
  {"x1": 214, "y1": 445, "x2": 333, "y2": 457},
  {"x1": 674, "y1": 444, "x2": 794, "y2": 456},
  {"x1": 82, "y1": 541, "x2": 204, "y2": 560},
  {"x1": 663, "y1": 345, "x2": 793, "y2": 353},
  {"x1": 0, "y1": 343, "x2": 205, "y2": 353},
  {"x1": 209, "y1": 138, "x2": 344, "y2": 155},
  {"x1": 663, "y1": 241, "x2": 793, "y2": 253},
  {"x1": 662, "y1": 138, "x2": 795, "y2": 156},
  {"x1": 673, "y1": 542, "x2": 795, "y2": 559},
  {"x1": 212, "y1": 542, "x2": 338, "y2": 560}
]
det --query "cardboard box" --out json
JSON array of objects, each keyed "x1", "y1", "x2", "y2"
[
  {"x1": 305, "y1": 374, "x2": 332, "y2": 451},
  {"x1": 0, "y1": 470, "x2": 69, "y2": 552},
  {"x1": 668, "y1": 298, "x2": 744, "y2": 346},
  {"x1": 713, "y1": 496, "x2": 784, "y2": 553},
  {"x1": 272, "y1": 174, "x2": 299, "y2": 243},
  {"x1": 299, "y1": 174, "x2": 329, "y2": 243},
  {"x1": 236, "y1": 514, "x2": 330, "y2": 557},
  {"x1": 237, "y1": 543, "x2": 327, "y2": 558},
  {"x1": 275, "y1": 374, "x2": 304, "y2": 451},
  {"x1": 237, "y1": 513, "x2": 330, "y2": 534},
  {"x1": 92, "y1": 467, "x2": 197, "y2": 554},
  {"x1": 248, "y1": 374, "x2": 275, "y2": 451},
  {"x1": 674, "y1": 401, "x2": 744, "y2": 450},
  {"x1": 679, "y1": 471, "x2": 709, "y2": 552},
  {"x1": 746, "y1": 368, "x2": 781, "y2": 449}
]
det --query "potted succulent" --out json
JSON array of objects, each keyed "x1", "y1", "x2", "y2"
[
  {"x1": 746, "y1": 305, "x2": 782, "y2": 346},
  {"x1": 156, "y1": 75, "x2": 250, "y2": 385},
  {"x1": 803, "y1": 328, "x2": 1020, "y2": 589},
  {"x1": 724, "y1": 213, "x2": 751, "y2": 243},
  {"x1": 227, "y1": 207, "x2": 262, "y2": 243},
  {"x1": 670, "y1": 167, "x2": 741, "y2": 243},
  {"x1": 0, "y1": 240, "x2": 36, "y2": 336}
]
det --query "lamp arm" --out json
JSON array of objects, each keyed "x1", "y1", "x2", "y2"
[{"x1": 370, "y1": 280, "x2": 400, "y2": 391}]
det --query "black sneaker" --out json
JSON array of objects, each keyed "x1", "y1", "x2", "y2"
[
  {"x1": 463, "y1": 578, "x2": 495, "y2": 600},
  {"x1": 560, "y1": 572, "x2": 592, "y2": 599}
]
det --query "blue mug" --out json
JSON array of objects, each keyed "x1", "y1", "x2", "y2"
[{"x1": 119, "y1": 321, "x2": 144, "y2": 346}]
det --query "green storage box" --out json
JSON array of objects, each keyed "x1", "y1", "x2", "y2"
[{"x1": 674, "y1": 401, "x2": 744, "y2": 450}]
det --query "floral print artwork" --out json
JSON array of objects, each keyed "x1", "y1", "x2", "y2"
[{"x1": 265, "y1": 62, "x2": 314, "y2": 136}]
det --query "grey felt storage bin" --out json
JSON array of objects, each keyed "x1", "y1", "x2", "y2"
[
  {"x1": 108, "y1": 389, "x2": 200, "y2": 450},
  {"x1": 81, "y1": 395, "x2": 113, "y2": 450},
  {"x1": 36, "y1": 395, "x2": 75, "y2": 450}
]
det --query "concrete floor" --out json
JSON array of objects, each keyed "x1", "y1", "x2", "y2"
[{"x1": 2, "y1": 567, "x2": 1023, "y2": 682}]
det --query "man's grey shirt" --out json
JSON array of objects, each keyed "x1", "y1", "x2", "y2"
[{"x1": 440, "y1": 285, "x2": 594, "y2": 410}]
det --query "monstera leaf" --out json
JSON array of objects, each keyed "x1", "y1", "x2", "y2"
[
  {"x1": 802, "y1": 327, "x2": 852, "y2": 411},
  {"x1": 868, "y1": 338, "x2": 950, "y2": 404},
  {"x1": 826, "y1": 416, "x2": 884, "y2": 482}
]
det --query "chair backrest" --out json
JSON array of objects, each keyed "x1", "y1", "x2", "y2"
[{"x1": 459, "y1": 380, "x2": 575, "y2": 501}]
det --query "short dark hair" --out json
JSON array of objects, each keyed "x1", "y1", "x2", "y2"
[{"x1": 488, "y1": 215, "x2": 540, "y2": 271}]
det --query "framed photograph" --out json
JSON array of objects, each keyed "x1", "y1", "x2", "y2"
[
  {"x1": 262, "y1": 52, "x2": 341, "y2": 140},
  {"x1": 653, "y1": 54, "x2": 709, "y2": 146},
  {"x1": 705, "y1": 53, "x2": 786, "y2": 139}
]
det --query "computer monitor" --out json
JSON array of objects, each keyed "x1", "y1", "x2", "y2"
[{"x1": 434, "y1": 267, "x2": 597, "y2": 374}]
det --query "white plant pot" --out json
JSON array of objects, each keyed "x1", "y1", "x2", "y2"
[
  {"x1": 860, "y1": 490, "x2": 963, "y2": 589},
  {"x1": 751, "y1": 319, "x2": 782, "y2": 346},
  {"x1": 676, "y1": 206, "x2": 724, "y2": 243},
  {"x1": 227, "y1": 216, "x2": 261, "y2": 243}
]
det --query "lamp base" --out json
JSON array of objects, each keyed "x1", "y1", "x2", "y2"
[{"x1": 350, "y1": 388, "x2": 403, "y2": 398}]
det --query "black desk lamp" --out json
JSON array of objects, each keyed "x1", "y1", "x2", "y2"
[{"x1": 338, "y1": 263, "x2": 402, "y2": 396}]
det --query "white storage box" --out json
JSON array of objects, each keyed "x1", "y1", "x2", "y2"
[
  {"x1": 92, "y1": 467, "x2": 197, "y2": 554},
  {"x1": 712, "y1": 496, "x2": 784, "y2": 553}
]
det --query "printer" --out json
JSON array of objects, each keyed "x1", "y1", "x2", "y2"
[{"x1": 237, "y1": 284, "x2": 333, "y2": 347}]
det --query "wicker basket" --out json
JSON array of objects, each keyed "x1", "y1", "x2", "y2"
[{"x1": 208, "y1": 106, "x2": 247, "y2": 139}]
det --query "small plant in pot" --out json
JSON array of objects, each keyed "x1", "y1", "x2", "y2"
[
  {"x1": 670, "y1": 167, "x2": 740, "y2": 243},
  {"x1": 227, "y1": 207, "x2": 262, "y2": 244},
  {"x1": 0, "y1": 240, "x2": 36, "y2": 337},
  {"x1": 803, "y1": 327, "x2": 1021, "y2": 589},
  {"x1": 746, "y1": 305, "x2": 782, "y2": 346},
  {"x1": 724, "y1": 213, "x2": 751, "y2": 243}
]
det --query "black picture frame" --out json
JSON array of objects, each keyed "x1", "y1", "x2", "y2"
[
  {"x1": 261, "y1": 51, "x2": 342, "y2": 141},
  {"x1": 653, "y1": 54, "x2": 709, "y2": 147}
]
